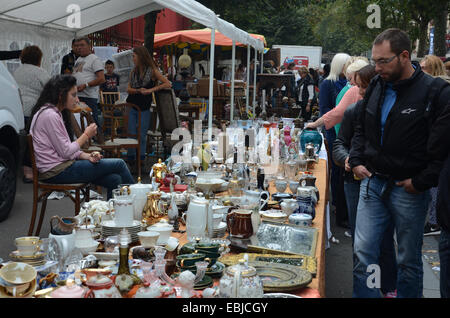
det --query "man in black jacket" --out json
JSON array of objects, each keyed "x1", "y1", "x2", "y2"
[
  {"x1": 349, "y1": 28, "x2": 450, "y2": 298},
  {"x1": 60, "y1": 39, "x2": 78, "y2": 74},
  {"x1": 437, "y1": 151, "x2": 450, "y2": 298}
]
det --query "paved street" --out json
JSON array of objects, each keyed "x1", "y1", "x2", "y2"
[{"x1": 0, "y1": 172, "x2": 442, "y2": 298}]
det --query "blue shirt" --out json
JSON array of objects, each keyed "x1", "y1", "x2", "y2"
[{"x1": 380, "y1": 83, "x2": 397, "y2": 144}]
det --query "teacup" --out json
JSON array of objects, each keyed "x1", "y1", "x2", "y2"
[
  {"x1": 194, "y1": 250, "x2": 220, "y2": 267},
  {"x1": 15, "y1": 236, "x2": 41, "y2": 256},
  {"x1": 176, "y1": 253, "x2": 207, "y2": 268},
  {"x1": 5, "y1": 282, "x2": 31, "y2": 297},
  {"x1": 137, "y1": 231, "x2": 160, "y2": 248},
  {"x1": 195, "y1": 243, "x2": 220, "y2": 254}
]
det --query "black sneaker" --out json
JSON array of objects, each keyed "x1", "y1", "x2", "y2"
[{"x1": 424, "y1": 223, "x2": 441, "y2": 236}]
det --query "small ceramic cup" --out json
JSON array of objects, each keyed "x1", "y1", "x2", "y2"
[
  {"x1": 15, "y1": 236, "x2": 41, "y2": 256},
  {"x1": 176, "y1": 253, "x2": 207, "y2": 268},
  {"x1": 137, "y1": 231, "x2": 160, "y2": 248}
]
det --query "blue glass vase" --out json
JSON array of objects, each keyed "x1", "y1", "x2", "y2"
[{"x1": 300, "y1": 128, "x2": 323, "y2": 154}]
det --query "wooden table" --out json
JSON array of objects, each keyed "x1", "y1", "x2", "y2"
[{"x1": 170, "y1": 158, "x2": 328, "y2": 298}]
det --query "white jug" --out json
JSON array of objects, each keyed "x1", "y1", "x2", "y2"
[
  {"x1": 109, "y1": 189, "x2": 135, "y2": 227},
  {"x1": 48, "y1": 231, "x2": 76, "y2": 259},
  {"x1": 183, "y1": 196, "x2": 209, "y2": 240}
]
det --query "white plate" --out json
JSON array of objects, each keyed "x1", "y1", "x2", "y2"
[
  {"x1": 101, "y1": 220, "x2": 142, "y2": 228},
  {"x1": 88, "y1": 252, "x2": 120, "y2": 261}
]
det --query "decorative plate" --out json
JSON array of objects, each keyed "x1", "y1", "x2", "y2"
[
  {"x1": 250, "y1": 261, "x2": 312, "y2": 292},
  {"x1": 219, "y1": 253, "x2": 317, "y2": 277}
]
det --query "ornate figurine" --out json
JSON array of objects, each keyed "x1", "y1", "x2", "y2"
[{"x1": 150, "y1": 159, "x2": 168, "y2": 184}]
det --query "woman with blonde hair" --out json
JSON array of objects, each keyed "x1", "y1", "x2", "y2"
[
  {"x1": 420, "y1": 55, "x2": 446, "y2": 77},
  {"x1": 317, "y1": 52, "x2": 350, "y2": 228},
  {"x1": 126, "y1": 46, "x2": 171, "y2": 167},
  {"x1": 307, "y1": 58, "x2": 369, "y2": 133}
]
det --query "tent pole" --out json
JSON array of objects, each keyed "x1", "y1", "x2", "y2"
[
  {"x1": 253, "y1": 46, "x2": 257, "y2": 114},
  {"x1": 230, "y1": 40, "x2": 236, "y2": 123},
  {"x1": 246, "y1": 45, "x2": 250, "y2": 114},
  {"x1": 261, "y1": 50, "x2": 264, "y2": 74},
  {"x1": 208, "y1": 28, "x2": 216, "y2": 142}
]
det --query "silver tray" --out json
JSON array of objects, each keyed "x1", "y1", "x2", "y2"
[{"x1": 248, "y1": 220, "x2": 318, "y2": 257}]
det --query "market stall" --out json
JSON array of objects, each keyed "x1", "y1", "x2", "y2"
[
  {"x1": 0, "y1": 0, "x2": 265, "y2": 135},
  {"x1": 1, "y1": 118, "x2": 330, "y2": 298}
]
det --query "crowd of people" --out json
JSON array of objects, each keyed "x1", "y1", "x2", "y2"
[
  {"x1": 6, "y1": 26, "x2": 450, "y2": 298},
  {"x1": 12, "y1": 38, "x2": 170, "y2": 199},
  {"x1": 320, "y1": 28, "x2": 450, "y2": 298}
]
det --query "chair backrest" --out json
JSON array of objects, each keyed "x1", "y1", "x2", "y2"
[
  {"x1": 79, "y1": 110, "x2": 105, "y2": 145},
  {"x1": 27, "y1": 134, "x2": 39, "y2": 186},
  {"x1": 100, "y1": 91, "x2": 120, "y2": 104},
  {"x1": 154, "y1": 88, "x2": 180, "y2": 137}
]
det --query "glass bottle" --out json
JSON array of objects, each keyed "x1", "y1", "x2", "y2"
[{"x1": 115, "y1": 228, "x2": 141, "y2": 296}]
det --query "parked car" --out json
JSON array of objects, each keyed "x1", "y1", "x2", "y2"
[{"x1": 0, "y1": 60, "x2": 26, "y2": 221}]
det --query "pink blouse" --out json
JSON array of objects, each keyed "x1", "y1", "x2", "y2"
[
  {"x1": 30, "y1": 105, "x2": 81, "y2": 173},
  {"x1": 322, "y1": 86, "x2": 362, "y2": 130}
]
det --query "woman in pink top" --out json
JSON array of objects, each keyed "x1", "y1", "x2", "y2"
[
  {"x1": 306, "y1": 59, "x2": 369, "y2": 130},
  {"x1": 29, "y1": 75, "x2": 134, "y2": 199}
]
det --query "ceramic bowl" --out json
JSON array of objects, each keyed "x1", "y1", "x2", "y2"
[
  {"x1": 75, "y1": 240, "x2": 99, "y2": 255},
  {"x1": 288, "y1": 213, "x2": 313, "y2": 227},
  {"x1": 260, "y1": 210, "x2": 288, "y2": 223},
  {"x1": 0, "y1": 277, "x2": 36, "y2": 298},
  {"x1": 0, "y1": 262, "x2": 37, "y2": 285},
  {"x1": 147, "y1": 224, "x2": 174, "y2": 245},
  {"x1": 81, "y1": 268, "x2": 113, "y2": 282},
  {"x1": 137, "y1": 231, "x2": 160, "y2": 248}
]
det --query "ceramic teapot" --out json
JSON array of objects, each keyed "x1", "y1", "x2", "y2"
[
  {"x1": 300, "y1": 128, "x2": 322, "y2": 153},
  {"x1": 129, "y1": 177, "x2": 152, "y2": 221},
  {"x1": 219, "y1": 257, "x2": 264, "y2": 298},
  {"x1": 51, "y1": 284, "x2": 87, "y2": 298},
  {"x1": 85, "y1": 274, "x2": 122, "y2": 298},
  {"x1": 241, "y1": 190, "x2": 269, "y2": 211}
]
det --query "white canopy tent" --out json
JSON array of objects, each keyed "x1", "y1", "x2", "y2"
[{"x1": 0, "y1": 0, "x2": 264, "y2": 137}]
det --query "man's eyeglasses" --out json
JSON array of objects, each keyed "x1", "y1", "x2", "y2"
[{"x1": 371, "y1": 54, "x2": 399, "y2": 66}]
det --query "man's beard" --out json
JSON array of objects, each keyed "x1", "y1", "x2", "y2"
[{"x1": 384, "y1": 60, "x2": 403, "y2": 83}]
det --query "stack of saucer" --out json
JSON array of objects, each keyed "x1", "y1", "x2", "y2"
[
  {"x1": 101, "y1": 220, "x2": 143, "y2": 243},
  {"x1": 212, "y1": 222, "x2": 227, "y2": 238},
  {"x1": 9, "y1": 251, "x2": 46, "y2": 267}
]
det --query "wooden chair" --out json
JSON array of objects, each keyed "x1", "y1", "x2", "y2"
[
  {"x1": 99, "y1": 91, "x2": 120, "y2": 104},
  {"x1": 27, "y1": 135, "x2": 90, "y2": 236},
  {"x1": 94, "y1": 103, "x2": 142, "y2": 177}
]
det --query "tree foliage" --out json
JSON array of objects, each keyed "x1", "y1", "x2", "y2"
[{"x1": 195, "y1": 0, "x2": 449, "y2": 57}]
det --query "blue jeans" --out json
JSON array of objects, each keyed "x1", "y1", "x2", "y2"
[
  {"x1": 44, "y1": 159, "x2": 134, "y2": 200},
  {"x1": 127, "y1": 108, "x2": 150, "y2": 160},
  {"x1": 344, "y1": 180, "x2": 360, "y2": 241},
  {"x1": 345, "y1": 179, "x2": 397, "y2": 294},
  {"x1": 353, "y1": 176, "x2": 429, "y2": 298},
  {"x1": 79, "y1": 97, "x2": 100, "y2": 126},
  {"x1": 440, "y1": 229, "x2": 450, "y2": 298}
]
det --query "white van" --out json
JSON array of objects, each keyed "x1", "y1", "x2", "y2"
[{"x1": 0, "y1": 60, "x2": 26, "y2": 221}]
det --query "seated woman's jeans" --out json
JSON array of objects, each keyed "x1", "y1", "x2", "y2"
[{"x1": 43, "y1": 158, "x2": 135, "y2": 199}]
